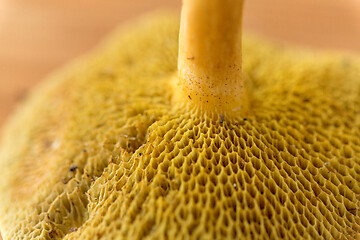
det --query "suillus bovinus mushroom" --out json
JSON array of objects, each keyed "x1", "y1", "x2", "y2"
[{"x1": 0, "y1": 0, "x2": 359, "y2": 239}]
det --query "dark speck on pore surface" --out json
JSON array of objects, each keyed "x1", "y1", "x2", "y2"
[{"x1": 69, "y1": 166, "x2": 78, "y2": 172}]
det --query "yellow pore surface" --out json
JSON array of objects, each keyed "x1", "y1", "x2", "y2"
[{"x1": 0, "y1": 16, "x2": 359, "y2": 240}]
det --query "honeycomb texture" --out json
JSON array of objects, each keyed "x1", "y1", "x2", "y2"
[{"x1": 0, "y1": 15, "x2": 360, "y2": 240}]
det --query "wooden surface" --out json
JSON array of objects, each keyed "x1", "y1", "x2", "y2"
[
  {"x1": 0, "y1": 0, "x2": 181, "y2": 129},
  {"x1": 0, "y1": 1, "x2": 359, "y2": 237}
]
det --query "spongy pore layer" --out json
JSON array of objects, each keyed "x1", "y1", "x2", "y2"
[{"x1": 0, "y1": 16, "x2": 359, "y2": 240}]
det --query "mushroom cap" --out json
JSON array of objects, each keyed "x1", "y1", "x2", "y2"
[{"x1": 0, "y1": 15, "x2": 359, "y2": 240}]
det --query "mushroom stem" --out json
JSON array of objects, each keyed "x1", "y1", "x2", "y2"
[{"x1": 178, "y1": 0, "x2": 248, "y2": 117}]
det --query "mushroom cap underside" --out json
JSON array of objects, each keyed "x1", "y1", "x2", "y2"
[{"x1": 0, "y1": 16, "x2": 359, "y2": 240}]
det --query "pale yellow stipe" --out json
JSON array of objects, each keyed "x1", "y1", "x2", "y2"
[{"x1": 177, "y1": 0, "x2": 248, "y2": 118}]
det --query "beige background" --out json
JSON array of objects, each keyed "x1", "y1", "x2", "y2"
[{"x1": 0, "y1": 0, "x2": 360, "y2": 237}]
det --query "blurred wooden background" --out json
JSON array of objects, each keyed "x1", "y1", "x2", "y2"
[
  {"x1": 0, "y1": 0, "x2": 360, "y2": 128},
  {"x1": 0, "y1": 0, "x2": 360, "y2": 239}
]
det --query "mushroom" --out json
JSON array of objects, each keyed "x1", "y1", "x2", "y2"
[{"x1": 0, "y1": 0, "x2": 359, "y2": 239}]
